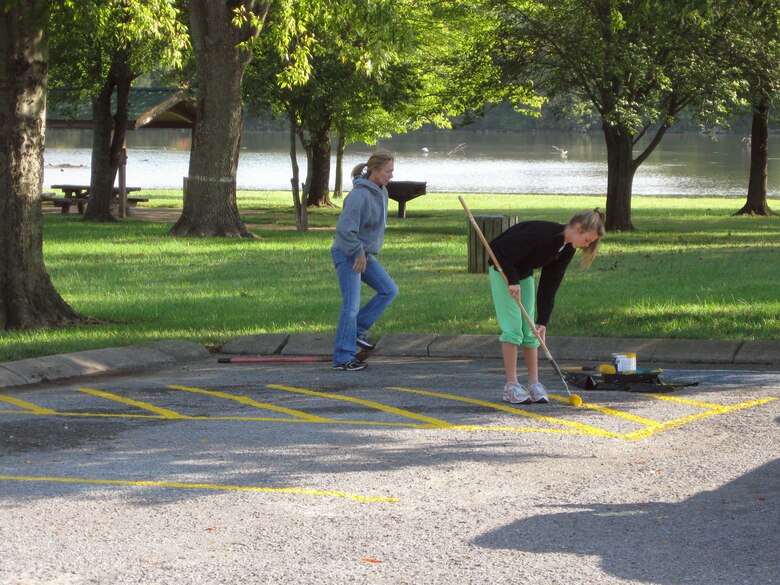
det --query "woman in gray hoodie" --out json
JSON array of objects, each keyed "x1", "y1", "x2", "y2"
[{"x1": 331, "y1": 150, "x2": 399, "y2": 370}]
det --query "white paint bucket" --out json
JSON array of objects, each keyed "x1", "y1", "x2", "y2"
[{"x1": 610, "y1": 353, "x2": 631, "y2": 372}]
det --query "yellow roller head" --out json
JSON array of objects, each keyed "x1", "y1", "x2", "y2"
[{"x1": 569, "y1": 393, "x2": 583, "y2": 407}]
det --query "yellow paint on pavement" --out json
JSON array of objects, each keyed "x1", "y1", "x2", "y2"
[
  {"x1": 1, "y1": 384, "x2": 775, "y2": 442},
  {"x1": 622, "y1": 396, "x2": 778, "y2": 441},
  {"x1": 0, "y1": 474, "x2": 397, "y2": 503},
  {"x1": 548, "y1": 394, "x2": 660, "y2": 425},
  {"x1": 0, "y1": 395, "x2": 58, "y2": 415},
  {"x1": 78, "y1": 387, "x2": 190, "y2": 419},
  {"x1": 267, "y1": 384, "x2": 452, "y2": 427},
  {"x1": 387, "y1": 386, "x2": 621, "y2": 438},
  {"x1": 169, "y1": 384, "x2": 333, "y2": 422}
]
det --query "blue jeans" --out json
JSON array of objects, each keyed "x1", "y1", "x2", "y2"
[{"x1": 331, "y1": 248, "x2": 398, "y2": 366}]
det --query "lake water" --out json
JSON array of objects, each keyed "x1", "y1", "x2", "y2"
[{"x1": 43, "y1": 129, "x2": 780, "y2": 198}]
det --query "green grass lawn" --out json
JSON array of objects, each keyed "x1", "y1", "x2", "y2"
[{"x1": 1, "y1": 191, "x2": 777, "y2": 361}]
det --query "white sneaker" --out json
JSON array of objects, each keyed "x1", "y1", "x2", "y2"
[
  {"x1": 503, "y1": 382, "x2": 531, "y2": 404},
  {"x1": 528, "y1": 381, "x2": 549, "y2": 404}
]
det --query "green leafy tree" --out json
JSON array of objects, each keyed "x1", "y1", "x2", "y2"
[
  {"x1": 723, "y1": 0, "x2": 779, "y2": 216},
  {"x1": 247, "y1": 0, "x2": 530, "y2": 208},
  {"x1": 48, "y1": 0, "x2": 187, "y2": 222},
  {"x1": 247, "y1": 0, "x2": 409, "y2": 208},
  {"x1": 1, "y1": 0, "x2": 81, "y2": 329},
  {"x1": 490, "y1": 0, "x2": 733, "y2": 231}
]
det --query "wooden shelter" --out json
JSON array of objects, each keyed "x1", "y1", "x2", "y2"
[
  {"x1": 46, "y1": 88, "x2": 195, "y2": 216},
  {"x1": 47, "y1": 87, "x2": 196, "y2": 130}
]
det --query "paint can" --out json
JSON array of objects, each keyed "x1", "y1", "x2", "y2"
[
  {"x1": 610, "y1": 353, "x2": 629, "y2": 372},
  {"x1": 611, "y1": 353, "x2": 638, "y2": 372}
]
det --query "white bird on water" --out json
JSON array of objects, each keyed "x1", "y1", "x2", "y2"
[{"x1": 552, "y1": 145, "x2": 568, "y2": 159}]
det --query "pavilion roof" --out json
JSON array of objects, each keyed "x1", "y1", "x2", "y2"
[{"x1": 47, "y1": 88, "x2": 196, "y2": 130}]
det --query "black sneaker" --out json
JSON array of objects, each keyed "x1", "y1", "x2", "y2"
[
  {"x1": 333, "y1": 359, "x2": 368, "y2": 371},
  {"x1": 356, "y1": 335, "x2": 375, "y2": 351}
]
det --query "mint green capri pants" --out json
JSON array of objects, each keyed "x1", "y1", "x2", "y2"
[{"x1": 488, "y1": 266, "x2": 540, "y2": 349}]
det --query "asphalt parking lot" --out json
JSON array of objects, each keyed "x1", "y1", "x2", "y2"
[{"x1": 1, "y1": 354, "x2": 778, "y2": 584}]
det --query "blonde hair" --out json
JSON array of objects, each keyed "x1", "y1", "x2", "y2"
[
  {"x1": 351, "y1": 150, "x2": 395, "y2": 179},
  {"x1": 568, "y1": 208, "x2": 606, "y2": 267}
]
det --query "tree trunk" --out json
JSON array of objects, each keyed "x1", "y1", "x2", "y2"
[
  {"x1": 170, "y1": 0, "x2": 269, "y2": 237},
  {"x1": 84, "y1": 57, "x2": 133, "y2": 222},
  {"x1": 305, "y1": 124, "x2": 333, "y2": 207},
  {"x1": 736, "y1": 97, "x2": 774, "y2": 216},
  {"x1": 333, "y1": 133, "x2": 346, "y2": 199},
  {"x1": 0, "y1": 1, "x2": 81, "y2": 330},
  {"x1": 84, "y1": 82, "x2": 117, "y2": 221},
  {"x1": 602, "y1": 122, "x2": 637, "y2": 231},
  {"x1": 289, "y1": 117, "x2": 307, "y2": 231}
]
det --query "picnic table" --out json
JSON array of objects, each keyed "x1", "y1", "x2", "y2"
[
  {"x1": 386, "y1": 181, "x2": 427, "y2": 218},
  {"x1": 43, "y1": 184, "x2": 146, "y2": 214}
]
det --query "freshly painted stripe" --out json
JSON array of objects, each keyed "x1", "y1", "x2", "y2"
[
  {"x1": 647, "y1": 394, "x2": 729, "y2": 411},
  {"x1": 78, "y1": 387, "x2": 189, "y2": 419},
  {"x1": 0, "y1": 475, "x2": 397, "y2": 503},
  {"x1": 548, "y1": 394, "x2": 660, "y2": 425},
  {"x1": 0, "y1": 409, "x2": 436, "y2": 428},
  {"x1": 622, "y1": 397, "x2": 777, "y2": 440},
  {"x1": 267, "y1": 384, "x2": 452, "y2": 427},
  {"x1": 0, "y1": 395, "x2": 58, "y2": 415},
  {"x1": 386, "y1": 386, "x2": 620, "y2": 438},
  {"x1": 168, "y1": 384, "x2": 332, "y2": 422}
]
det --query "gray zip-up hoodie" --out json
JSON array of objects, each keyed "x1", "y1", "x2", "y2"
[{"x1": 331, "y1": 175, "x2": 388, "y2": 257}]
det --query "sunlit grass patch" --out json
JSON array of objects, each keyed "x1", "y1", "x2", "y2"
[{"x1": 1, "y1": 191, "x2": 776, "y2": 361}]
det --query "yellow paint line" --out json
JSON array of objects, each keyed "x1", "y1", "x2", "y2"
[
  {"x1": 0, "y1": 395, "x2": 58, "y2": 415},
  {"x1": 0, "y1": 475, "x2": 397, "y2": 503},
  {"x1": 646, "y1": 394, "x2": 732, "y2": 412},
  {"x1": 267, "y1": 384, "x2": 452, "y2": 427},
  {"x1": 548, "y1": 394, "x2": 660, "y2": 425},
  {"x1": 386, "y1": 386, "x2": 621, "y2": 438},
  {"x1": 0, "y1": 409, "x2": 437, "y2": 427},
  {"x1": 78, "y1": 388, "x2": 190, "y2": 419},
  {"x1": 622, "y1": 397, "x2": 777, "y2": 441},
  {"x1": 168, "y1": 384, "x2": 333, "y2": 422},
  {"x1": 0, "y1": 408, "x2": 594, "y2": 433}
]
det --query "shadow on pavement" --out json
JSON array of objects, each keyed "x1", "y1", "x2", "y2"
[{"x1": 472, "y1": 457, "x2": 779, "y2": 585}]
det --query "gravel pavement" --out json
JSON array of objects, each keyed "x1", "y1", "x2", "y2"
[{"x1": 1, "y1": 339, "x2": 778, "y2": 584}]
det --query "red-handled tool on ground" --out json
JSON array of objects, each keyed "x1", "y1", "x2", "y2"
[
  {"x1": 458, "y1": 196, "x2": 582, "y2": 407},
  {"x1": 218, "y1": 356, "x2": 327, "y2": 364}
]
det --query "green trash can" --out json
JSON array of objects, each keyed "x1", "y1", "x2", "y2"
[{"x1": 467, "y1": 214, "x2": 518, "y2": 273}]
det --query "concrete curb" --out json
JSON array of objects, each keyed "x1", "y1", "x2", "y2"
[
  {"x1": 0, "y1": 334, "x2": 776, "y2": 390},
  {"x1": 0, "y1": 340, "x2": 210, "y2": 389},
  {"x1": 220, "y1": 333, "x2": 778, "y2": 366}
]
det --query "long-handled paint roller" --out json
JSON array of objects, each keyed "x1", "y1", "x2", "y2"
[{"x1": 458, "y1": 196, "x2": 583, "y2": 407}]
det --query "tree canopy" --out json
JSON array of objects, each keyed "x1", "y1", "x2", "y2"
[{"x1": 487, "y1": 0, "x2": 739, "y2": 230}]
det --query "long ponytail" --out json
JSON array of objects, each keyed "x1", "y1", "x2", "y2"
[{"x1": 568, "y1": 208, "x2": 606, "y2": 267}]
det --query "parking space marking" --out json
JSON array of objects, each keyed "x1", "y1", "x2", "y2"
[
  {"x1": 78, "y1": 387, "x2": 190, "y2": 419},
  {"x1": 648, "y1": 394, "x2": 739, "y2": 412},
  {"x1": 0, "y1": 395, "x2": 58, "y2": 415},
  {"x1": 386, "y1": 387, "x2": 622, "y2": 438},
  {"x1": 1, "y1": 388, "x2": 775, "y2": 441},
  {"x1": 169, "y1": 384, "x2": 333, "y2": 422},
  {"x1": 623, "y1": 396, "x2": 777, "y2": 440},
  {"x1": 547, "y1": 395, "x2": 660, "y2": 426},
  {"x1": 0, "y1": 475, "x2": 398, "y2": 503},
  {"x1": 267, "y1": 384, "x2": 452, "y2": 427}
]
